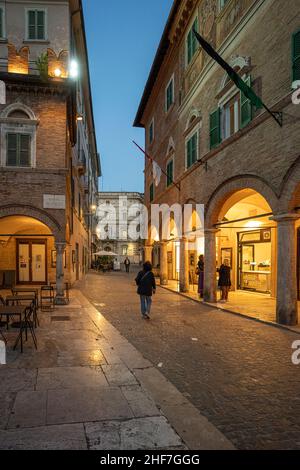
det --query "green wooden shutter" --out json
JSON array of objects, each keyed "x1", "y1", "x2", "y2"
[
  {"x1": 28, "y1": 10, "x2": 36, "y2": 39},
  {"x1": 37, "y1": 11, "x2": 45, "y2": 40},
  {"x1": 191, "y1": 133, "x2": 197, "y2": 164},
  {"x1": 292, "y1": 30, "x2": 300, "y2": 82},
  {"x1": 192, "y1": 18, "x2": 198, "y2": 57},
  {"x1": 167, "y1": 160, "x2": 173, "y2": 187},
  {"x1": 7, "y1": 134, "x2": 18, "y2": 166},
  {"x1": 209, "y1": 108, "x2": 221, "y2": 149},
  {"x1": 240, "y1": 76, "x2": 252, "y2": 129},
  {"x1": 0, "y1": 9, "x2": 3, "y2": 38},
  {"x1": 20, "y1": 135, "x2": 31, "y2": 166}
]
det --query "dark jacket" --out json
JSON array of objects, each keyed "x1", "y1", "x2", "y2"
[
  {"x1": 135, "y1": 270, "x2": 156, "y2": 297},
  {"x1": 218, "y1": 265, "x2": 231, "y2": 287}
]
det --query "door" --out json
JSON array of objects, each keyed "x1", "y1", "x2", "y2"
[
  {"x1": 297, "y1": 228, "x2": 300, "y2": 301},
  {"x1": 76, "y1": 243, "x2": 80, "y2": 281},
  {"x1": 238, "y1": 244, "x2": 255, "y2": 290},
  {"x1": 17, "y1": 240, "x2": 47, "y2": 285}
]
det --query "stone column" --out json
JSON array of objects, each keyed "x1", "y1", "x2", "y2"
[
  {"x1": 55, "y1": 242, "x2": 67, "y2": 305},
  {"x1": 179, "y1": 237, "x2": 190, "y2": 293},
  {"x1": 160, "y1": 241, "x2": 168, "y2": 286},
  {"x1": 144, "y1": 244, "x2": 153, "y2": 263},
  {"x1": 204, "y1": 229, "x2": 219, "y2": 303},
  {"x1": 273, "y1": 214, "x2": 299, "y2": 326}
]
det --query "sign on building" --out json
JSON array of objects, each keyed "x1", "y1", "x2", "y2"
[{"x1": 43, "y1": 195, "x2": 66, "y2": 210}]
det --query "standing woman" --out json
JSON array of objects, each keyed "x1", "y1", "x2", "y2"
[
  {"x1": 218, "y1": 259, "x2": 231, "y2": 302},
  {"x1": 135, "y1": 261, "x2": 156, "y2": 320},
  {"x1": 197, "y1": 255, "x2": 205, "y2": 299}
]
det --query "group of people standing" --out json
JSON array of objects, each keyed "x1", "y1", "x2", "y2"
[{"x1": 197, "y1": 255, "x2": 231, "y2": 303}]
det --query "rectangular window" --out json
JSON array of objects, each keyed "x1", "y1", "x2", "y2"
[
  {"x1": 6, "y1": 133, "x2": 31, "y2": 167},
  {"x1": 149, "y1": 119, "x2": 154, "y2": 144},
  {"x1": 209, "y1": 108, "x2": 221, "y2": 149},
  {"x1": 27, "y1": 10, "x2": 46, "y2": 40},
  {"x1": 166, "y1": 159, "x2": 174, "y2": 187},
  {"x1": 219, "y1": 0, "x2": 229, "y2": 10},
  {"x1": 187, "y1": 17, "x2": 199, "y2": 65},
  {"x1": 186, "y1": 133, "x2": 198, "y2": 169},
  {"x1": 165, "y1": 77, "x2": 174, "y2": 112},
  {"x1": 0, "y1": 8, "x2": 4, "y2": 38},
  {"x1": 223, "y1": 94, "x2": 240, "y2": 139},
  {"x1": 150, "y1": 183, "x2": 154, "y2": 203}
]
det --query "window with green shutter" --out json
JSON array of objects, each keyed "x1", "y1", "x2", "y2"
[
  {"x1": 186, "y1": 133, "x2": 198, "y2": 169},
  {"x1": 0, "y1": 8, "x2": 4, "y2": 38},
  {"x1": 27, "y1": 10, "x2": 46, "y2": 40},
  {"x1": 149, "y1": 120, "x2": 154, "y2": 144},
  {"x1": 166, "y1": 78, "x2": 174, "y2": 112},
  {"x1": 292, "y1": 30, "x2": 300, "y2": 83},
  {"x1": 166, "y1": 159, "x2": 174, "y2": 187},
  {"x1": 150, "y1": 183, "x2": 154, "y2": 203},
  {"x1": 240, "y1": 76, "x2": 252, "y2": 129},
  {"x1": 187, "y1": 17, "x2": 199, "y2": 65},
  {"x1": 6, "y1": 133, "x2": 31, "y2": 167},
  {"x1": 209, "y1": 109, "x2": 221, "y2": 149}
]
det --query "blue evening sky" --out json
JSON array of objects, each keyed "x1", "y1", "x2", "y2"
[{"x1": 82, "y1": 0, "x2": 173, "y2": 193}]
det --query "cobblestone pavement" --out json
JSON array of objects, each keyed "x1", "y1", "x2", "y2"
[{"x1": 81, "y1": 271, "x2": 300, "y2": 450}]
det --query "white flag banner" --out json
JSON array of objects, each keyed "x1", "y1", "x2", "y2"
[{"x1": 153, "y1": 161, "x2": 162, "y2": 187}]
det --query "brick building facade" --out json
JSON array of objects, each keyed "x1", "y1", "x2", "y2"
[
  {"x1": 134, "y1": 0, "x2": 300, "y2": 325},
  {"x1": 0, "y1": 0, "x2": 101, "y2": 302}
]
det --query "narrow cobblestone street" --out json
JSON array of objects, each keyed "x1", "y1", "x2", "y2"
[{"x1": 81, "y1": 271, "x2": 300, "y2": 450}]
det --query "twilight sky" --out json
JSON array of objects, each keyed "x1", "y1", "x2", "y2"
[{"x1": 82, "y1": 0, "x2": 174, "y2": 193}]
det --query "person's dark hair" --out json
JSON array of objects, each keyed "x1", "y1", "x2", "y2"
[{"x1": 143, "y1": 261, "x2": 152, "y2": 272}]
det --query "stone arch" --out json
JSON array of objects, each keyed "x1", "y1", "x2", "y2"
[
  {"x1": 1, "y1": 102, "x2": 37, "y2": 120},
  {"x1": 0, "y1": 205, "x2": 64, "y2": 241},
  {"x1": 205, "y1": 175, "x2": 279, "y2": 227},
  {"x1": 279, "y1": 156, "x2": 300, "y2": 212},
  {"x1": 185, "y1": 108, "x2": 201, "y2": 131}
]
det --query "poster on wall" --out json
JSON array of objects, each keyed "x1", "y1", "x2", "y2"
[{"x1": 51, "y1": 250, "x2": 67, "y2": 268}]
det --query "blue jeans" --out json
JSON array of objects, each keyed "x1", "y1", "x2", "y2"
[{"x1": 140, "y1": 295, "x2": 152, "y2": 317}]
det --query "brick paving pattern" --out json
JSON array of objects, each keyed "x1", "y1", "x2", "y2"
[{"x1": 81, "y1": 271, "x2": 300, "y2": 450}]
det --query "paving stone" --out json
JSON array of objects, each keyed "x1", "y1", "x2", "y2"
[
  {"x1": 8, "y1": 390, "x2": 47, "y2": 429},
  {"x1": 121, "y1": 385, "x2": 160, "y2": 418},
  {"x1": 85, "y1": 417, "x2": 183, "y2": 450},
  {"x1": 0, "y1": 368, "x2": 36, "y2": 392},
  {"x1": 0, "y1": 393, "x2": 16, "y2": 430},
  {"x1": 36, "y1": 366, "x2": 108, "y2": 390},
  {"x1": 57, "y1": 350, "x2": 107, "y2": 367},
  {"x1": 102, "y1": 364, "x2": 138, "y2": 386},
  {"x1": 0, "y1": 424, "x2": 87, "y2": 450},
  {"x1": 81, "y1": 272, "x2": 300, "y2": 450},
  {"x1": 47, "y1": 387, "x2": 134, "y2": 425}
]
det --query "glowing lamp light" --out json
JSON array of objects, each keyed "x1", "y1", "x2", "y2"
[
  {"x1": 70, "y1": 60, "x2": 79, "y2": 78},
  {"x1": 54, "y1": 68, "x2": 62, "y2": 78},
  {"x1": 245, "y1": 220, "x2": 263, "y2": 229},
  {"x1": 77, "y1": 114, "x2": 83, "y2": 122}
]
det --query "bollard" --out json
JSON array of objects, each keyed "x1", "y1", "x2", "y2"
[{"x1": 0, "y1": 340, "x2": 6, "y2": 365}]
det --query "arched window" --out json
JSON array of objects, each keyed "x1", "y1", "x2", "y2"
[{"x1": 0, "y1": 103, "x2": 38, "y2": 168}]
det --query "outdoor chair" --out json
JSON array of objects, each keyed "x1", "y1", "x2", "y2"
[
  {"x1": 12, "y1": 303, "x2": 37, "y2": 351},
  {"x1": 0, "y1": 295, "x2": 8, "y2": 329}
]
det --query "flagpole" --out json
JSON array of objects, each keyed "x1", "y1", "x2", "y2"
[{"x1": 133, "y1": 141, "x2": 181, "y2": 191}]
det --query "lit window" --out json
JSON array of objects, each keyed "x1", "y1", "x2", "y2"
[
  {"x1": 122, "y1": 246, "x2": 128, "y2": 256},
  {"x1": 223, "y1": 93, "x2": 240, "y2": 139}
]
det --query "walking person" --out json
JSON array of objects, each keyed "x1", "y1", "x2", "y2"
[
  {"x1": 124, "y1": 257, "x2": 131, "y2": 273},
  {"x1": 196, "y1": 255, "x2": 204, "y2": 299},
  {"x1": 218, "y1": 259, "x2": 231, "y2": 302},
  {"x1": 135, "y1": 261, "x2": 156, "y2": 320}
]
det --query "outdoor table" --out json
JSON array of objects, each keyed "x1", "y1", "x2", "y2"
[
  {"x1": 0, "y1": 306, "x2": 27, "y2": 353},
  {"x1": 6, "y1": 295, "x2": 38, "y2": 327},
  {"x1": 11, "y1": 288, "x2": 39, "y2": 308}
]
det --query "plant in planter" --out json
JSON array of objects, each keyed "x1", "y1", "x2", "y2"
[{"x1": 35, "y1": 52, "x2": 48, "y2": 81}]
